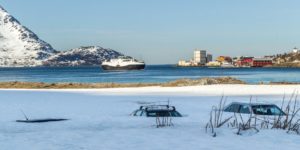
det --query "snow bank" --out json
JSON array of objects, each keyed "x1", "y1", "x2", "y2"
[
  {"x1": 87, "y1": 84, "x2": 300, "y2": 96},
  {"x1": 2, "y1": 84, "x2": 300, "y2": 96},
  {"x1": 0, "y1": 85, "x2": 299, "y2": 150}
]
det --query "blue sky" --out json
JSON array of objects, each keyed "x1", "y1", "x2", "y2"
[{"x1": 1, "y1": 0, "x2": 300, "y2": 64}]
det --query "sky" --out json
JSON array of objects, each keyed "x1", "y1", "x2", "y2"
[{"x1": 1, "y1": 0, "x2": 300, "y2": 64}]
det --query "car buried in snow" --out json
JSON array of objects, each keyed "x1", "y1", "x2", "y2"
[
  {"x1": 223, "y1": 102, "x2": 286, "y2": 116},
  {"x1": 131, "y1": 105, "x2": 182, "y2": 117}
]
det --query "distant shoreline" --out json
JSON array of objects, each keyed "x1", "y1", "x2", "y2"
[
  {"x1": 0, "y1": 77, "x2": 299, "y2": 89},
  {"x1": 175, "y1": 65, "x2": 300, "y2": 68},
  {"x1": 1, "y1": 64, "x2": 300, "y2": 68}
]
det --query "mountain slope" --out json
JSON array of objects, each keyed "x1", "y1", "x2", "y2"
[
  {"x1": 0, "y1": 5, "x2": 126, "y2": 67},
  {"x1": 44, "y1": 46, "x2": 123, "y2": 66},
  {"x1": 0, "y1": 5, "x2": 55, "y2": 67}
]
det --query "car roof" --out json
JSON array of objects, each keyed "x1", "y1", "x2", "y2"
[
  {"x1": 139, "y1": 105, "x2": 176, "y2": 111},
  {"x1": 227, "y1": 102, "x2": 277, "y2": 107}
]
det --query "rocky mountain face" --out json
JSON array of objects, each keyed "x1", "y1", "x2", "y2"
[
  {"x1": 0, "y1": 5, "x2": 56, "y2": 67},
  {"x1": 0, "y1": 5, "x2": 124, "y2": 67},
  {"x1": 45, "y1": 46, "x2": 123, "y2": 66}
]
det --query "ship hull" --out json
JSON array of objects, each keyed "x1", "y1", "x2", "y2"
[{"x1": 101, "y1": 64, "x2": 145, "y2": 71}]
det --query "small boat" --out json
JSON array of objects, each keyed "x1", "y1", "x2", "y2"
[
  {"x1": 101, "y1": 56, "x2": 145, "y2": 71},
  {"x1": 16, "y1": 118, "x2": 69, "y2": 123}
]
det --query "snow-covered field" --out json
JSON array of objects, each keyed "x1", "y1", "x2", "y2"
[{"x1": 1, "y1": 85, "x2": 300, "y2": 150}]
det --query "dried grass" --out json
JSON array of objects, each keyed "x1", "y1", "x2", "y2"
[
  {"x1": 205, "y1": 96, "x2": 232, "y2": 137},
  {"x1": 156, "y1": 116, "x2": 173, "y2": 128},
  {"x1": 0, "y1": 77, "x2": 245, "y2": 89},
  {"x1": 206, "y1": 93, "x2": 300, "y2": 137}
]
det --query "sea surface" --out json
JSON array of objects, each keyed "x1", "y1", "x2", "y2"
[{"x1": 0, "y1": 65, "x2": 299, "y2": 83}]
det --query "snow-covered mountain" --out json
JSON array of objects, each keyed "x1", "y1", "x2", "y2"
[
  {"x1": 0, "y1": 5, "x2": 55, "y2": 67},
  {"x1": 45, "y1": 46, "x2": 123, "y2": 66},
  {"x1": 0, "y1": 5, "x2": 125, "y2": 67}
]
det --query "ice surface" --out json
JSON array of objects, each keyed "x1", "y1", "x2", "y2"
[{"x1": 0, "y1": 86, "x2": 299, "y2": 150}]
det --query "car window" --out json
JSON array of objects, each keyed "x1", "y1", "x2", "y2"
[
  {"x1": 252, "y1": 106, "x2": 269, "y2": 115},
  {"x1": 270, "y1": 106, "x2": 285, "y2": 115},
  {"x1": 224, "y1": 104, "x2": 240, "y2": 113},
  {"x1": 132, "y1": 110, "x2": 138, "y2": 116},
  {"x1": 252, "y1": 105, "x2": 284, "y2": 115},
  {"x1": 134, "y1": 110, "x2": 143, "y2": 116},
  {"x1": 170, "y1": 111, "x2": 182, "y2": 117},
  {"x1": 147, "y1": 112, "x2": 157, "y2": 117},
  {"x1": 239, "y1": 105, "x2": 250, "y2": 114},
  {"x1": 141, "y1": 110, "x2": 147, "y2": 116},
  {"x1": 146, "y1": 111, "x2": 182, "y2": 117}
]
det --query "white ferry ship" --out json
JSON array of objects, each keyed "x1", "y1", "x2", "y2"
[{"x1": 101, "y1": 56, "x2": 145, "y2": 71}]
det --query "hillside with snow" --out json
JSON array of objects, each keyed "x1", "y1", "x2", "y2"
[
  {"x1": 45, "y1": 46, "x2": 123, "y2": 66},
  {"x1": 0, "y1": 5, "x2": 124, "y2": 67},
  {"x1": 0, "y1": 5, "x2": 55, "y2": 67}
]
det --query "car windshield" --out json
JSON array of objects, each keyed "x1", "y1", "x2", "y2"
[
  {"x1": 224, "y1": 104, "x2": 250, "y2": 114},
  {"x1": 147, "y1": 111, "x2": 182, "y2": 117},
  {"x1": 133, "y1": 110, "x2": 143, "y2": 116},
  {"x1": 252, "y1": 105, "x2": 285, "y2": 116},
  {"x1": 224, "y1": 104, "x2": 241, "y2": 113}
]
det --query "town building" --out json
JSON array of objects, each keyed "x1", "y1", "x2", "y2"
[
  {"x1": 206, "y1": 61, "x2": 221, "y2": 67},
  {"x1": 178, "y1": 60, "x2": 191, "y2": 67},
  {"x1": 199, "y1": 50, "x2": 207, "y2": 64},
  {"x1": 206, "y1": 54, "x2": 213, "y2": 62},
  {"x1": 251, "y1": 58, "x2": 273, "y2": 67},
  {"x1": 194, "y1": 50, "x2": 207, "y2": 65},
  {"x1": 235, "y1": 57, "x2": 254, "y2": 67},
  {"x1": 216, "y1": 56, "x2": 232, "y2": 63},
  {"x1": 177, "y1": 49, "x2": 214, "y2": 67}
]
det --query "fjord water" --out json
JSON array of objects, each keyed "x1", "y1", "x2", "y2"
[{"x1": 0, "y1": 65, "x2": 300, "y2": 83}]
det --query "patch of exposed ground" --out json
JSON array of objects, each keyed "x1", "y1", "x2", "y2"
[{"x1": 0, "y1": 77, "x2": 245, "y2": 89}]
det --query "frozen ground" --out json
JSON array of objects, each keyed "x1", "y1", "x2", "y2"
[{"x1": 0, "y1": 85, "x2": 300, "y2": 150}]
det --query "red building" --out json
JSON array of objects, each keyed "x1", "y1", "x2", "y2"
[
  {"x1": 236, "y1": 57, "x2": 253, "y2": 67},
  {"x1": 251, "y1": 58, "x2": 273, "y2": 67}
]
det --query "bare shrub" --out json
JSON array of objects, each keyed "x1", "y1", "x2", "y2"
[
  {"x1": 206, "y1": 93, "x2": 300, "y2": 137},
  {"x1": 227, "y1": 97, "x2": 259, "y2": 135},
  {"x1": 234, "y1": 113, "x2": 259, "y2": 135},
  {"x1": 205, "y1": 96, "x2": 232, "y2": 137},
  {"x1": 271, "y1": 91, "x2": 300, "y2": 134},
  {"x1": 156, "y1": 116, "x2": 173, "y2": 128}
]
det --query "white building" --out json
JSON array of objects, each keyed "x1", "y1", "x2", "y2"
[
  {"x1": 194, "y1": 49, "x2": 206, "y2": 65},
  {"x1": 292, "y1": 47, "x2": 299, "y2": 53},
  {"x1": 178, "y1": 60, "x2": 191, "y2": 66},
  {"x1": 206, "y1": 61, "x2": 221, "y2": 67}
]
